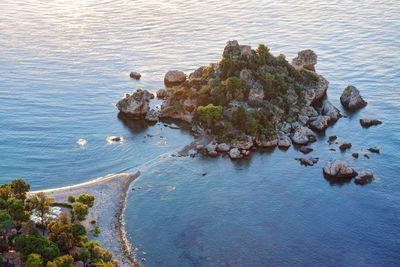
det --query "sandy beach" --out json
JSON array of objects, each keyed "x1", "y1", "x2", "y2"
[{"x1": 30, "y1": 171, "x2": 141, "y2": 267}]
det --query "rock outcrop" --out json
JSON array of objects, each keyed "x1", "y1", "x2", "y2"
[
  {"x1": 360, "y1": 119, "x2": 382, "y2": 128},
  {"x1": 291, "y1": 49, "x2": 318, "y2": 71},
  {"x1": 291, "y1": 127, "x2": 316, "y2": 145},
  {"x1": 309, "y1": 116, "x2": 331, "y2": 131},
  {"x1": 164, "y1": 70, "x2": 186, "y2": 85},
  {"x1": 116, "y1": 89, "x2": 154, "y2": 117},
  {"x1": 323, "y1": 160, "x2": 358, "y2": 178},
  {"x1": 354, "y1": 171, "x2": 374, "y2": 185},
  {"x1": 303, "y1": 75, "x2": 329, "y2": 106},
  {"x1": 322, "y1": 101, "x2": 342, "y2": 122},
  {"x1": 340, "y1": 85, "x2": 367, "y2": 110}
]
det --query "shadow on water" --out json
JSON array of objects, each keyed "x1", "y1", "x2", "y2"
[
  {"x1": 323, "y1": 172, "x2": 353, "y2": 186},
  {"x1": 117, "y1": 112, "x2": 149, "y2": 134}
]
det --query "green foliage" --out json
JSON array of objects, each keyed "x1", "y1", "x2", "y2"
[
  {"x1": 72, "y1": 202, "x2": 89, "y2": 222},
  {"x1": 26, "y1": 253, "x2": 44, "y2": 267},
  {"x1": 28, "y1": 192, "x2": 55, "y2": 234},
  {"x1": 11, "y1": 179, "x2": 30, "y2": 201},
  {"x1": 48, "y1": 220, "x2": 74, "y2": 253},
  {"x1": 77, "y1": 194, "x2": 95, "y2": 207},
  {"x1": 14, "y1": 234, "x2": 60, "y2": 262},
  {"x1": 71, "y1": 223, "x2": 86, "y2": 239},
  {"x1": 0, "y1": 209, "x2": 12, "y2": 232},
  {"x1": 79, "y1": 247, "x2": 91, "y2": 263},
  {"x1": 22, "y1": 220, "x2": 40, "y2": 236},
  {"x1": 93, "y1": 226, "x2": 101, "y2": 237},
  {"x1": 54, "y1": 255, "x2": 74, "y2": 267},
  {"x1": 8, "y1": 198, "x2": 30, "y2": 223},
  {"x1": 196, "y1": 104, "x2": 223, "y2": 125},
  {"x1": 45, "y1": 262, "x2": 57, "y2": 267},
  {"x1": 67, "y1": 196, "x2": 75, "y2": 203}
]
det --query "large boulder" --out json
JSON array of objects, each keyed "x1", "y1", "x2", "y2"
[
  {"x1": 116, "y1": 89, "x2": 154, "y2": 117},
  {"x1": 322, "y1": 101, "x2": 342, "y2": 122},
  {"x1": 291, "y1": 127, "x2": 316, "y2": 145},
  {"x1": 164, "y1": 70, "x2": 186, "y2": 86},
  {"x1": 223, "y1": 40, "x2": 241, "y2": 58},
  {"x1": 309, "y1": 116, "x2": 331, "y2": 131},
  {"x1": 323, "y1": 160, "x2": 358, "y2": 178},
  {"x1": 291, "y1": 49, "x2": 318, "y2": 71},
  {"x1": 340, "y1": 85, "x2": 367, "y2": 110},
  {"x1": 360, "y1": 119, "x2": 382, "y2": 128},
  {"x1": 303, "y1": 75, "x2": 329, "y2": 106}
]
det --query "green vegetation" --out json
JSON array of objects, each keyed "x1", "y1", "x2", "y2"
[
  {"x1": 0, "y1": 179, "x2": 117, "y2": 266},
  {"x1": 67, "y1": 196, "x2": 75, "y2": 203},
  {"x1": 161, "y1": 40, "x2": 321, "y2": 143}
]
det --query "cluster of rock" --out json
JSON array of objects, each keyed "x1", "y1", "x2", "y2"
[{"x1": 323, "y1": 160, "x2": 374, "y2": 185}]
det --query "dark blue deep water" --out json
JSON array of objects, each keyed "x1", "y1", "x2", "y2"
[{"x1": 1, "y1": 0, "x2": 400, "y2": 266}]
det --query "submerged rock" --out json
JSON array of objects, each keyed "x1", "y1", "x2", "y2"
[
  {"x1": 323, "y1": 160, "x2": 358, "y2": 178},
  {"x1": 164, "y1": 70, "x2": 186, "y2": 85},
  {"x1": 130, "y1": 71, "x2": 141, "y2": 80},
  {"x1": 360, "y1": 119, "x2": 382, "y2": 128},
  {"x1": 368, "y1": 147, "x2": 380, "y2": 153},
  {"x1": 354, "y1": 171, "x2": 374, "y2": 185},
  {"x1": 339, "y1": 141, "x2": 352, "y2": 151},
  {"x1": 291, "y1": 127, "x2": 316, "y2": 145},
  {"x1": 329, "y1": 135, "x2": 337, "y2": 141},
  {"x1": 340, "y1": 85, "x2": 367, "y2": 110},
  {"x1": 364, "y1": 154, "x2": 370, "y2": 159},
  {"x1": 116, "y1": 89, "x2": 154, "y2": 117},
  {"x1": 300, "y1": 147, "x2": 313, "y2": 154},
  {"x1": 352, "y1": 153, "x2": 359, "y2": 158},
  {"x1": 296, "y1": 157, "x2": 319, "y2": 166},
  {"x1": 291, "y1": 49, "x2": 318, "y2": 71}
]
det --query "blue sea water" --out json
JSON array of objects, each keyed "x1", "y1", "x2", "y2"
[{"x1": 1, "y1": 0, "x2": 400, "y2": 266}]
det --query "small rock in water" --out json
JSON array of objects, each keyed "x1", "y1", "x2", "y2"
[
  {"x1": 164, "y1": 70, "x2": 186, "y2": 85},
  {"x1": 107, "y1": 136, "x2": 123, "y2": 143},
  {"x1": 323, "y1": 160, "x2": 358, "y2": 178},
  {"x1": 77, "y1": 138, "x2": 87, "y2": 147},
  {"x1": 368, "y1": 147, "x2": 380, "y2": 153},
  {"x1": 352, "y1": 153, "x2": 359, "y2": 158},
  {"x1": 141, "y1": 258, "x2": 146, "y2": 262},
  {"x1": 300, "y1": 147, "x2": 313, "y2": 154},
  {"x1": 354, "y1": 171, "x2": 374, "y2": 185},
  {"x1": 360, "y1": 119, "x2": 382, "y2": 128},
  {"x1": 229, "y1": 148, "x2": 243, "y2": 159},
  {"x1": 329, "y1": 135, "x2": 337, "y2": 141},
  {"x1": 202, "y1": 173, "x2": 207, "y2": 176},
  {"x1": 329, "y1": 148, "x2": 336, "y2": 151},
  {"x1": 295, "y1": 157, "x2": 319, "y2": 166},
  {"x1": 129, "y1": 71, "x2": 141, "y2": 80},
  {"x1": 339, "y1": 142, "x2": 352, "y2": 151},
  {"x1": 364, "y1": 154, "x2": 370, "y2": 159},
  {"x1": 156, "y1": 89, "x2": 167, "y2": 99}
]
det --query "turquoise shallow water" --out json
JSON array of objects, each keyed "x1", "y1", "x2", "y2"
[{"x1": 1, "y1": 0, "x2": 400, "y2": 266}]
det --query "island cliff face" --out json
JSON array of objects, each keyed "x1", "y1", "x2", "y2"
[{"x1": 117, "y1": 40, "x2": 342, "y2": 159}]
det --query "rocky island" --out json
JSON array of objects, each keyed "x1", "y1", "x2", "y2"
[{"x1": 116, "y1": 40, "x2": 379, "y2": 183}]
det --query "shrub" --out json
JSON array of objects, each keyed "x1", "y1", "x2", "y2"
[
  {"x1": 26, "y1": 253, "x2": 43, "y2": 267},
  {"x1": 72, "y1": 202, "x2": 89, "y2": 222},
  {"x1": 67, "y1": 196, "x2": 75, "y2": 203},
  {"x1": 77, "y1": 194, "x2": 95, "y2": 207},
  {"x1": 90, "y1": 219, "x2": 97, "y2": 224},
  {"x1": 196, "y1": 104, "x2": 223, "y2": 125},
  {"x1": 94, "y1": 226, "x2": 101, "y2": 237},
  {"x1": 54, "y1": 255, "x2": 74, "y2": 267}
]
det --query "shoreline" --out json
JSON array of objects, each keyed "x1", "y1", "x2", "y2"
[{"x1": 30, "y1": 171, "x2": 141, "y2": 267}]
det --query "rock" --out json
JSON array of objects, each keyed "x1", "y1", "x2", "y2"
[
  {"x1": 309, "y1": 116, "x2": 331, "y2": 131},
  {"x1": 189, "y1": 66, "x2": 204, "y2": 79},
  {"x1": 195, "y1": 144, "x2": 204, "y2": 151},
  {"x1": 206, "y1": 143, "x2": 217, "y2": 154},
  {"x1": 278, "y1": 136, "x2": 291, "y2": 149},
  {"x1": 296, "y1": 157, "x2": 319, "y2": 166},
  {"x1": 354, "y1": 171, "x2": 374, "y2": 185},
  {"x1": 329, "y1": 135, "x2": 337, "y2": 141},
  {"x1": 240, "y1": 69, "x2": 254, "y2": 88},
  {"x1": 364, "y1": 154, "x2": 370, "y2": 159},
  {"x1": 322, "y1": 101, "x2": 342, "y2": 122},
  {"x1": 298, "y1": 115, "x2": 309, "y2": 126},
  {"x1": 300, "y1": 147, "x2": 313, "y2": 154},
  {"x1": 255, "y1": 138, "x2": 278, "y2": 148},
  {"x1": 291, "y1": 49, "x2": 318, "y2": 71},
  {"x1": 156, "y1": 89, "x2": 167, "y2": 99},
  {"x1": 300, "y1": 106, "x2": 318, "y2": 117},
  {"x1": 303, "y1": 75, "x2": 329, "y2": 106},
  {"x1": 145, "y1": 109, "x2": 159, "y2": 123},
  {"x1": 368, "y1": 147, "x2": 380, "y2": 153},
  {"x1": 107, "y1": 136, "x2": 124, "y2": 143},
  {"x1": 360, "y1": 119, "x2": 382, "y2": 128},
  {"x1": 77, "y1": 138, "x2": 87, "y2": 147},
  {"x1": 340, "y1": 85, "x2": 367, "y2": 110},
  {"x1": 116, "y1": 89, "x2": 154, "y2": 117},
  {"x1": 130, "y1": 71, "x2": 141, "y2": 80},
  {"x1": 217, "y1": 143, "x2": 230, "y2": 152},
  {"x1": 242, "y1": 150, "x2": 251, "y2": 157},
  {"x1": 231, "y1": 136, "x2": 253, "y2": 150},
  {"x1": 339, "y1": 141, "x2": 352, "y2": 151},
  {"x1": 223, "y1": 40, "x2": 241, "y2": 58},
  {"x1": 248, "y1": 85, "x2": 264, "y2": 101},
  {"x1": 240, "y1": 45, "x2": 253, "y2": 58},
  {"x1": 323, "y1": 160, "x2": 358, "y2": 178},
  {"x1": 291, "y1": 127, "x2": 316, "y2": 145},
  {"x1": 164, "y1": 70, "x2": 186, "y2": 85},
  {"x1": 229, "y1": 148, "x2": 243, "y2": 159},
  {"x1": 352, "y1": 153, "x2": 359, "y2": 158},
  {"x1": 208, "y1": 150, "x2": 218, "y2": 157},
  {"x1": 329, "y1": 148, "x2": 336, "y2": 151}
]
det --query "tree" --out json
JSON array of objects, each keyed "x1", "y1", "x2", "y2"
[
  {"x1": 54, "y1": 255, "x2": 74, "y2": 267},
  {"x1": 45, "y1": 262, "x2": 57, "y2": 267},
  {"x1": 28, "y1": 192, "x2": 54, "y2": 234},
  {"x1": 26, "y1": 253, "x2": 44, "y2": 267},
  {"x1": 71, "y1": 202, "x2": 89, "y2": 222},
  {"x1": 79, "y1": 247, "x2": 90, "y2": 263},
  {"x1": 197, "y1": 104, "x2": 223, "y2": 126},
  {"x1": 71, "y1": 223, "x2": 86, "y2": 244},
  {"x1": 77, "y1": 194, "x2": 95, "y2": 207},
  {"x1": 14, "y1": 234, "x2": 59, "y2": 262},
  {"x1": 22, "y1": 220, "x2": 40, "y2": 236},
  {"x1": 11, "y1": 179, "x2": 30, "y2": 202},
  {"x1": 0, "y1": 184, "x2": 12, "y2": 201},
  {"x1": 48, "y1": 220, "x2": 73, "y2": 253},
  {"x1": 8, "y1": 198, "x2": 30, "y2": 223},
  {"x1": 0, "y1": 210, "x2": 12, "y2": 239}
]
